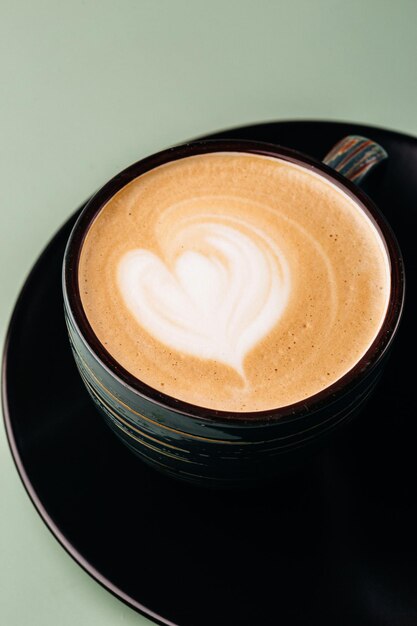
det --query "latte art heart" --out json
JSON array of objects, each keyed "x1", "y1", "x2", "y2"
[{"x1": 118, "y1": 220, "x2": 291, "y2": 374}]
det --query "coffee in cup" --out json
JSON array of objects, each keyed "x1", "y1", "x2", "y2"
[{"x1": 78, "y1": 151, "x2": 390, "y2": 412}]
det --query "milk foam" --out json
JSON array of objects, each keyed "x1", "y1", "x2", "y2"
[
  {"x1": 78, "y1": 152, "x2": 391, "y2": 412},
  {"x1": 117, "y1": 218, "x2": 291, "y2": 375}
]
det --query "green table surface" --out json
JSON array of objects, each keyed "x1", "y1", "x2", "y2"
[{"x1": 1, "y1": 1, "x2": 417, "y2": 624}]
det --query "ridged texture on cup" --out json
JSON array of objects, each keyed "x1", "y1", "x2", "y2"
[{"x1": 64, "y1": 302, "x2": 386, "y2": 486}]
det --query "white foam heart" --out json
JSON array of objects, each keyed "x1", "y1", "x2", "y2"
[{"x1": 117, "y1": 221, "x2": 290, "y2": 375}]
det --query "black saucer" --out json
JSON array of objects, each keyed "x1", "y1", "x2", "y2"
[{"x1": 3, "y1": 121, "x2": 417, "y2": 626}]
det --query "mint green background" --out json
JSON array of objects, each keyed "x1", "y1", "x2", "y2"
[{"x1": 1, "y1": 1, "x2": 417, "y2": 624}]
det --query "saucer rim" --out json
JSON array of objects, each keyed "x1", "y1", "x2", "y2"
[{"x1": 2, "y1": 118, "x2": 416, "y2": 626}]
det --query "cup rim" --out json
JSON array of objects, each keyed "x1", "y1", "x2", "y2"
[{"x1": 63, "y1": 138, "x2": 405, "y2": 425}]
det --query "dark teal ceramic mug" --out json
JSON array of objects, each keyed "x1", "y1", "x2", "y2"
[{"x1": 63, "y1": 136, "x2": 405, "y2": 488}]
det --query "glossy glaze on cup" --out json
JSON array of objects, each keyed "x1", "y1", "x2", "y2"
[{"x1": 63, "y1": 138, "x2": 405, "y2": 486}]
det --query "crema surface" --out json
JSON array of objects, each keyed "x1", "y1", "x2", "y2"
[{"x1": 78, "y1": 153, "x2": 390, "y2": 412}]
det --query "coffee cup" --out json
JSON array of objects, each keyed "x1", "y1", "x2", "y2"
[{"x1": 62, "y1": 136, "x2": 405, "y2": 487}]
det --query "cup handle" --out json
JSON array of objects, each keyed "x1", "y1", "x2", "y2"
[{"x1": 322, "y1": 135, "x2": 388, "y2": 184}]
